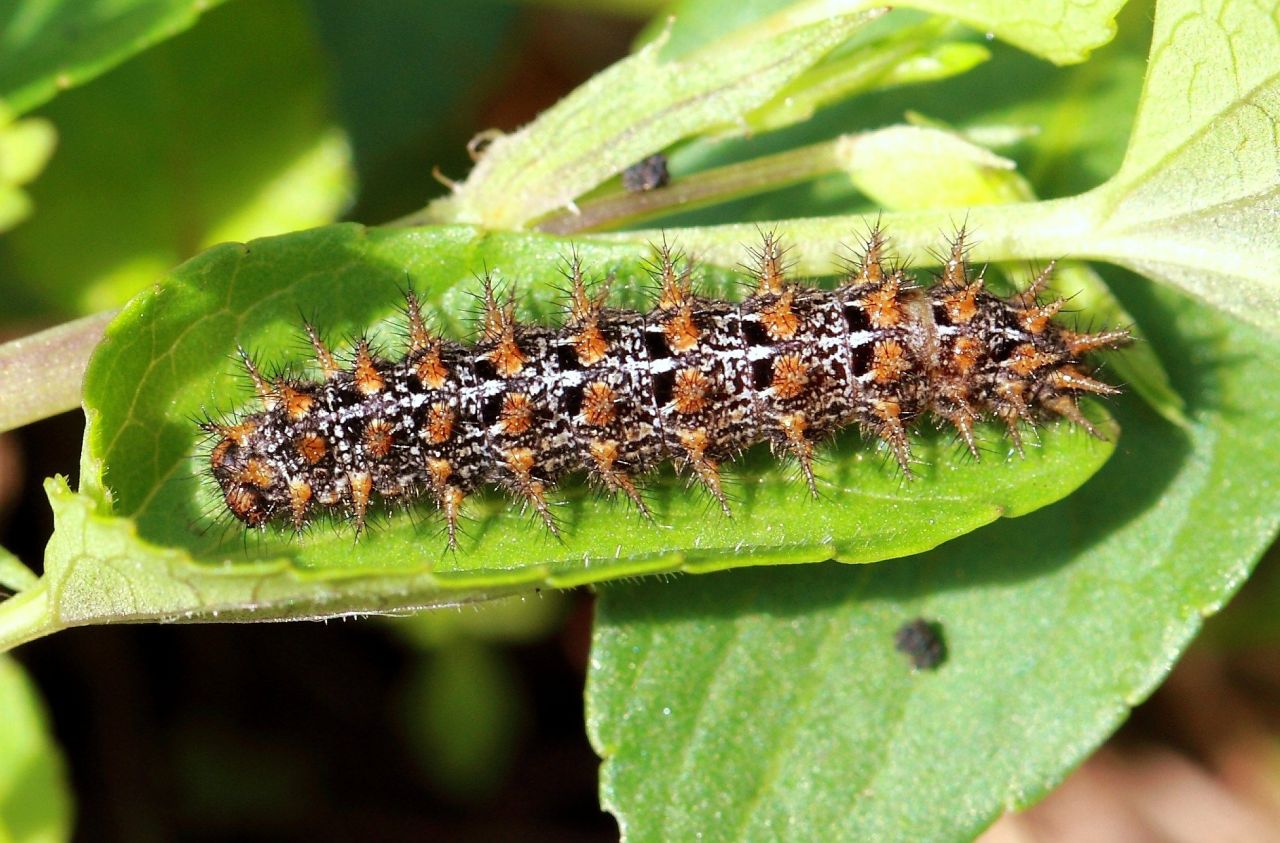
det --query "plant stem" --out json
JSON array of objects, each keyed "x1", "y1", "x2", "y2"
[
  {"x1": 535, "y1": 138, "x2": 850, "y2": 235},
  {"x1": 587, "y1": 195, "x2": 1094, "y2": 273},
  {"x1": 0, "y1": 581, "x2": 59, "y2": 653},
  {"x1": 0, "y1": 309, "x2": 116, "y2": 433}
]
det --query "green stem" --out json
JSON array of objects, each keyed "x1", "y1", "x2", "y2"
[
  {"x1": 586, "y1": 194, "x2": 1097, "y2": 273},
  {"x1": 0, "y1": 581, "x2": 60, "y2": 653},
  {"x1": 535, "y1": 138, "x2": 850, "y2": 235},
  {"x1": 0, "y1": 309, "x2": 116, "y2": 433}
]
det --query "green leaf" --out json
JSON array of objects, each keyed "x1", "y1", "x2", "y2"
[
  {"x1": 3, "y1": 0, "x2": 353, "y2": 313},
  {"x1": 587, "y1": 283, "x2": 1280, "y2": 840},
  {"x1": 840, "y1": 123, "x2": 1025, "y2": 206},
  {"x1": 0, "y1": 656, "x2": 72, "y2": 843},
  {"x1": 1076, "y1": 0, "x2": 1280, "y2": 335},
  {"x1": 834, "y1": 121, "x2": 1187, "y2": 427},
  {"x1": 430, "y1": 3, "x2": 885, "y2": 229},
  {"x1": 0, "y1": 109, "x2": 55, "y2": 233},
  {"x1": 894, "y1": 0, "x2": 1127, "y2": 64},
  {"x1": 738, "y1": 18, "x2": 992, "y2": 135},
  {"x1": 652, "y1": 0, "x2": 1127, "y2": 64},
  {"x1": 0, "y1": 223, "x2": 1115, "y2": 649},
  {"x1": 0, "y1": 547, "x2": 38, "y2": 595},
  {"x1": 0, "y1": 0, "x2": 227, "y2": 115},
  {"x1": 401, "y1": 640, "x2": 522, "y2": 801}
]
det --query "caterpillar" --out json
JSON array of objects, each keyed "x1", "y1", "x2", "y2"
[{"x1": 203, "y1": 229, "x2": 1129, "y2": 548}]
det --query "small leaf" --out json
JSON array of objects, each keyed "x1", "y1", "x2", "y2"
[
  {"x1": 0, "y1": 0, "x2": 228, "y2": 115},
  {"x1": 434, "y1": 3, "x2": 884, "y2": 229},
  {"x1": 739, "y1": 19, "x2": 992, "y2": 135},
  {"x1": 588, "y1": 284, "x2": 1280, "y2": 841},
  {"x1": 0, "y1": 547, "x2": 38, "y2": 595},
  {"x1": 652, "y1": 0, "x2": 1127, "y2": 64},
  {"x1": 0, "y1": 655, "x2": 73, "y2": 843},
  {"x1": 1078, "y1": 0, "x2": 1280, "y2": 335},
  {"x1": 839, "y1": 123, "x2": 1022, "y2": 207},
  {"x1": 0, "y1": 109, "x2": 55, "y2": 233}
]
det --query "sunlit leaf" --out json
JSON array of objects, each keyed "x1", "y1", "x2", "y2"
[
  {"x1": 432, "y1": 3, "x2": 884, "y2": 228},
  {"x1": 0, "y1": 224, "x2": 1113, "y2": 649},
  {"x1": 653, "y1": 0, "x2": 1127, "y2": 64},
  {"x1": 0, "y1": 656, "x2": 72, "y2": 843},
  {"x1": 1077, "y1": 0, "x2": 1280, "y2": 335}
]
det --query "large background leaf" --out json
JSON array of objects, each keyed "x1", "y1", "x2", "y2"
[
  {"x1": 588, "y1": 279, "x2": 1280, "y2": 841},
  {"x1": 0, "y1": 0, "x2": 353, "y2": 315},
  {"x1": 0, "y1": 0, "x2": 227, "y2": 115}
]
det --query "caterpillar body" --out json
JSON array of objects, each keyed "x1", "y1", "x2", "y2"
[{"x1": 204, "y1": 229, "x2": 1128, "y2": 548}]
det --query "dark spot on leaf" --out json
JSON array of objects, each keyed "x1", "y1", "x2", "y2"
[{"x1": 895, "y1": 618, "x2": 946, "y2": 670}]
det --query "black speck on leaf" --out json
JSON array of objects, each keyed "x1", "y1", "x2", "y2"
[{"x1": 895, "y1": 618, "x2": 946, "y2": 670}]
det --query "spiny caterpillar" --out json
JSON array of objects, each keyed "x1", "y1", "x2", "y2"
[{"x1": 203, "y1": 229, "x2": 1129, "y2": 548}]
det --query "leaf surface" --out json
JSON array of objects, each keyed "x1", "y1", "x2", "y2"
[
  {"x1": 0, "y1": 655, "x2": 72, "y2": 843},
  {"x1": 1077, "y1": 0, "x2": 1280, "y2": 334},
  {"x1": 0, "y1": 223, "x2": 1114, "y2": 648},
  {"x1": 653, "y1": 0, "x2": 1127, "y2": 64},
  {"x1": 0, "y1": 0, "x2": 227, "y2": 115},
  {"x1": 4, "y1": 0, "x2": 353, "y2": 313}
]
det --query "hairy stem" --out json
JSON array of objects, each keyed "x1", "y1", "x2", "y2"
[
  {"x1": 0, "y1": 309, "x2": 116, "y2": 433},
  {"x1": 535, "y1": 138, "x2": 850, "y2": 235},
  {"x1": 0, "y1": 582, "x2": 59, "y2": 653}
]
